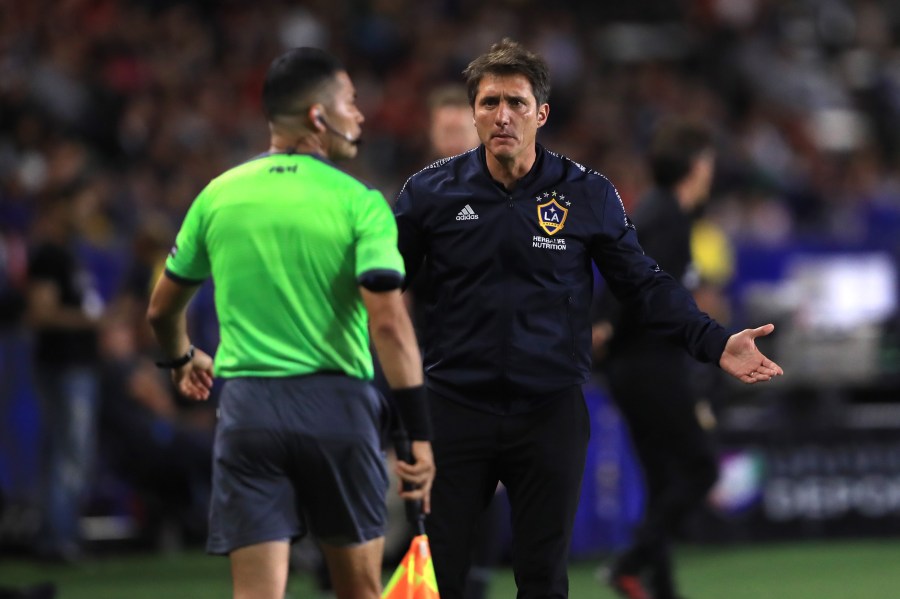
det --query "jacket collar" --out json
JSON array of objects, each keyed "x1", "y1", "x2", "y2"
[{"x1": 475, "y1": 143, "x2": 556, "y2": 194}]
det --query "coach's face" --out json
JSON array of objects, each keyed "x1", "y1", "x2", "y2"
[
  {"x1": 323, "y1": 71, "x2": 364, "y2": 160},
  {"x1": 473, "y1": 73, "x2": 548, "y2": 165}
]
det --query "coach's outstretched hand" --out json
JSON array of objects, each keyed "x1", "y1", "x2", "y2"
[
  {"x1": 172, "y1": 347, "x2": 215, "y2": 400},
  {"x1": 719, "y1": 324, "x2": 784, "y2": 384}
]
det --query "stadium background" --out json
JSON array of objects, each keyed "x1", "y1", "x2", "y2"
[{"x1": 2, "y1": 0, "x2": 900, "y2": 596}]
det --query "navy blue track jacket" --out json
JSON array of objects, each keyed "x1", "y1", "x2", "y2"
[{"x1": 394, "y1": 144, "x2": 731, "y2": 413}]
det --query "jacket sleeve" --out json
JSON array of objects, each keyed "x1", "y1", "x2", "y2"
[
  {"x1": 393, "y1": 179, "x2": 425, "y2": 289},
  {"x1": 587, "y1": 180, "x2": 731, "y2": 364}
]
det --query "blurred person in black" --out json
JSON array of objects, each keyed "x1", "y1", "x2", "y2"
[
  {"x1": 97, "y1": 313, "x2": 213, "y2": 548},
  {"x1": 26, "y1": 185, "x2": 105, "y2": 563},
  {"x1": 593, "y1": 118, "x2": 722, "y2": 599},
  {"x1": 115, "y1": 214, "x2": 176, "y2": 352},
  {"x1": 0, "y1": 229, "x2": 27, "y2": 329},
  {"x1": 395, "y1": 39, "x2": 783, "y2": 599},
  {"x1": 0, "y1": 226, "x2": 28, "y2": 438}
]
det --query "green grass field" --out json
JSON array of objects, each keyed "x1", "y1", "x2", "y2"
[{"x1": 2, "y1": 539, "x2": 899, "y2": 598}]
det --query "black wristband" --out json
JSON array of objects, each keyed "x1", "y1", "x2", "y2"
[
  {"x1": 391, "y1": 385, "x2": 433, "y2": 441},
  {"x1": 155, "y1": 345, "x2": 195, "y2": 369}
]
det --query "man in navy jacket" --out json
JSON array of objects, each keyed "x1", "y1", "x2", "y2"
[{"x1": 394, "y1": 38, "x2": 782, "y2": 599}]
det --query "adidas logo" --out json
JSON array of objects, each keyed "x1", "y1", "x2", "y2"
[{"x1": 455, "y1": 204, "x2": 479, "y2": 221}]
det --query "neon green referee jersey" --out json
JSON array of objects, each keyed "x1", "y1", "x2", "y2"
[{"x1": 165, "y1": 153, "x2": 404, "y2": 379}]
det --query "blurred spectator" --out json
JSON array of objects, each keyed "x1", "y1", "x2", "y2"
[
  {"x1": 3, "y1": 0, "x2": 900, "y2": 253},
  {"x1": 26, "y1": 188, "x2": 105, "y2": 562},
  {"x1": 0, "y1": 230, "x2": 27, "y2": 330},
  {"x1": 427, "y1": 84, "x2": 479, "y2": 159},
  {"x1": 97, "y1": 314, "x2": 213, "y2": 548},
  {"x1": 113, "y1": 214, "x2": 175, "y2": 352},
  {"x1": 0, "y1": 226, "x2": 28, "y2": 419}
]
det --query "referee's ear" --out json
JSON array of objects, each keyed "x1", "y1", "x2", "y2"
[{"x1": 310, "y1": 103, "x2": 328, "y2": 133}]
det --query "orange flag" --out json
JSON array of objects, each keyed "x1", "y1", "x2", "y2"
[{"x1": 382, "y1": 534, "x2": 439, "y2": 599}]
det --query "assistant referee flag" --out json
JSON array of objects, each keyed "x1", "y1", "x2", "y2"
[{"x1": 382, "y1": 534, "x2": 439, "y2": 599}]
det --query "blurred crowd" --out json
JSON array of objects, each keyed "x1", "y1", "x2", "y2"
[
  {"x1": 3, "y1": 0, "x2": 900, "y2": 249},
  {"x1": 2, "y1": 0, "x2": 900, "y2": 558}
]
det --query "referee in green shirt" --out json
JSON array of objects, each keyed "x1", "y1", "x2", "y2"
[{"x1": 147, "y1": 47, "x2": 435, "y2": 599}]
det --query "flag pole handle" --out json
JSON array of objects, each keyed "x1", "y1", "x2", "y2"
[{"x1": 392, "y1": 430, "x2": 426, "y2": 536}]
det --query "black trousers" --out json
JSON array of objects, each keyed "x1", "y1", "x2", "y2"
[
  {"x1": 427, "y1": 387, "x2": 590, "y2": 599},
  {"x1": 605, "y1": 346, "x2": 719, "y2": 599}
]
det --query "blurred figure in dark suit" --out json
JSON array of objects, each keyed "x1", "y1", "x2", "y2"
[{"x1": 594, "y1": 119, "x2": 720, "y2": 599}]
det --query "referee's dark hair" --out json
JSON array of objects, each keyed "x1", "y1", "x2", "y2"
[
  {"x1": 463, "y1": 38, "x2": 551, "y2": 107},
  {"x1": 649, "y1": 118, "x2": 714, "y2": 190},
  {"x1": 262, "y1": 47, "x2": 344, "y2": 121}
]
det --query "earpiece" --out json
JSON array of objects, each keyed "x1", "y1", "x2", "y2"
[{"x1": 313, "y1": 109, "x2": 361, "y2": 145}]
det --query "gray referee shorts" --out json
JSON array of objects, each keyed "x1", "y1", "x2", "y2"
[{"x1": 206, "y1": 373, "x2": 390, "y2": 555}]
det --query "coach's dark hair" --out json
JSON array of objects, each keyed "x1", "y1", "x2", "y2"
[
  {"x1": 262, "y1": 47, "x2": 344, "y2": 121},
  {"x1": 463, "y1": 38, "x2": 551, "y2": 107},
  {"x1": 649, "y1": 118, "x2": 714, "y2": 190}
]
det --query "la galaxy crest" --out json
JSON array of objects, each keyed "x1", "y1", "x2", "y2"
[{"x1": 535, "y1": 191, "x2": 568, "y2": 236}]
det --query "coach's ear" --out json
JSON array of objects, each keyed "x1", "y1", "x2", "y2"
[{"x1": 537, "y1": 103, "x2": 549, "y2": 128}]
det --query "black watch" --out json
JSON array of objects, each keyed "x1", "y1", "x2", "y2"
[{"x1": 155, "y1": 345, "x2": 195, "y2": 369}]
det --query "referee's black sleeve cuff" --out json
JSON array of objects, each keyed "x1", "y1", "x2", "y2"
[
  {"x1": 164, "y1": 269, "x2": 206, "y2": 286},
  {"x1": 357, "y1": 269, "x2": 403, "y2": 292}
]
